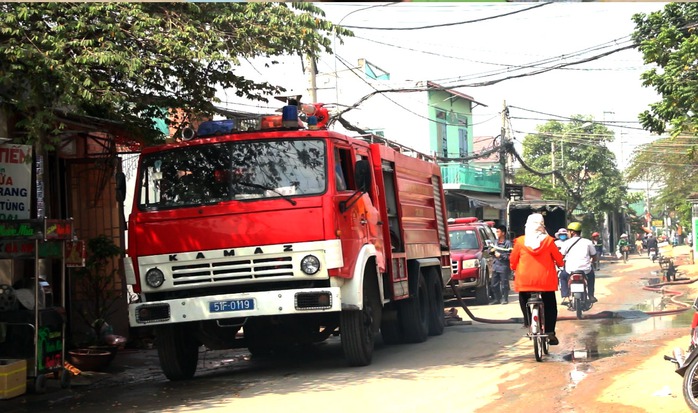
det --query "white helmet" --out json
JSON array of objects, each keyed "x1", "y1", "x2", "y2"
[{"x1": 621, "y1": 233, "x2": 628, "y2": 238}]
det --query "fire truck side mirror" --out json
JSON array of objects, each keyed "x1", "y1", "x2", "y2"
[{"x1": 355, "y1": 160, "x2": 371, "y2": 192}]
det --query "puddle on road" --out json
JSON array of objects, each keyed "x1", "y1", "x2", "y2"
[{"x1": 562, "y1": 294, "x2": 694, "y2": 386}]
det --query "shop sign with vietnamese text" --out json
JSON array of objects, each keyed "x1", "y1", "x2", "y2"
[{"x1": 0, "y1": 144, "x2": 32, "y2": 220}]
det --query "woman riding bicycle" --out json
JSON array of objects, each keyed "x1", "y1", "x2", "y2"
[{"x1": 510, "y1": 213, "x2": 565, "y2": 345}]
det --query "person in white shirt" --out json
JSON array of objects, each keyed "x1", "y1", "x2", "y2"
[{"x1": 559, "y1": 221, "x2": 598, "y2": 303}]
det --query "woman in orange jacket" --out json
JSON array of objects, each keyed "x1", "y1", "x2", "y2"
[{"x1": 510, "y1": 213, "x2": 565, "y2": 345}]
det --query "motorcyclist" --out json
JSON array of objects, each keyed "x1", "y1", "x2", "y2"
[
  {"x1": 554, "y1": 228, "x2": 568, "y2": 250},
  {"x1": 646, "y1": 233, "x2": 659, "y2": 258},
  {"x1": 560, "y1": 221, "x2": 598, "y2": 303},
  {"x1": 555, "y1": 228, "x2": 570, "y2": 304},
  {"x1": 617, "y1": 233, "x2": 630, "y2": 259},
  {"x1": 591, "y1": 231, "x2": 603, "y2": 270}
]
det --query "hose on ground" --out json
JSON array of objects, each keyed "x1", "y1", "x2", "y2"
[
  {"x1": 449, "y1": 281, "x2": 522, "y2": 324},
  {"x1": 447, "y1": 274, "x2": 698, "y2": 325}
]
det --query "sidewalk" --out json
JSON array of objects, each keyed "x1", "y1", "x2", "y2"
[{"x1": 1, "y1": 346, "x2": 250, "y2": 410}]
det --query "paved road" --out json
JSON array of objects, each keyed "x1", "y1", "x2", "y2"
[{"x1": 3, "y1": 252, "x2": 696, "y2": 413}]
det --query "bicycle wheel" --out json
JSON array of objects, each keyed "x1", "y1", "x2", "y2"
[
  {"x1": 538, "y1": 303, "x2": 549, "y2": 355},
  {"x1": 623, "y1": 251, "x2": 628, "y2": 263},
  {"x1": 530, "y1": 304, "x2": 543, "y2": 361},
  {"x1": 543, "y1": 336, "x2": 549, "y2": 355},
  {"x1": 534, "y1": 336, "x2": 544, "y2": 362}
]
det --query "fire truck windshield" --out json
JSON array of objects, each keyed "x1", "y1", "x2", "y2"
[{"x1": 137, "y1": 139, "x2": 327, "y2": 210}]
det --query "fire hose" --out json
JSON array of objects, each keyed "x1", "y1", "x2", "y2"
[{"x1": 447, "y1": 275, "x2": 698, "y2": 325}]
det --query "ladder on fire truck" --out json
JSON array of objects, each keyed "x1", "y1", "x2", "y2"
[{"x1": 355, "y1": 133, "x2": 436, "y2": 163}]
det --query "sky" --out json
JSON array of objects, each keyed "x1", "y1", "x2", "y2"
[{"x1": 220, "y1": 2, "x2": 668, "y2": 176}]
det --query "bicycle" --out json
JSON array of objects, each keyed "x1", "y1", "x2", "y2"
[{"x1": 526, "y1": 292, "x2": 549, "y2": 362}]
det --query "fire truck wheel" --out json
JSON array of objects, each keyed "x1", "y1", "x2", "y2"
[
  {"x1": 427, "y1": 272, "x2": 445, "y2": 336},
  {"x1": 400, "y1": 274, "x2": 429, "y2": 343},
  {"x1": 156, "y1": 324, "x2": 199, "y2": 380},
  {"x1": 341, "y1": 278, "x2": 379, "y2": 366}
]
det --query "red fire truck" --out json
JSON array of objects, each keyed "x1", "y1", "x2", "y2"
[{"x1": 124, "y1": 104, "x2": 451, "y2": 380}]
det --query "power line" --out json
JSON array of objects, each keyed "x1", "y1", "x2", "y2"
[
  {"x1": 333, "y1": 43, "x2": 636, "y2": 120},
  {"x1": 342, "y1": 3, "x2": 550, "y2": 30},
  {"x1": 334, "y1": 54, "x2": 438, "y2": 127},
  {"x1": 353, "y1": 34, "x2": 640, "y2": 73},
  {"x1": 508, "y1": 107, "x2": 649, "y2": 131}
]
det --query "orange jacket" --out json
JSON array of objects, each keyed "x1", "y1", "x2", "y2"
[{"x1": 510, "y1": 235, "x2": 564, "y2": 292}]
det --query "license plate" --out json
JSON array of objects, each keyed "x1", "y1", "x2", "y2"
[
  {"x1": 209, "y1": 298, "x2": 255, "y2": 313},
  {"x1": 570, "y1": 283, "x2": 585, "y2": 293}
]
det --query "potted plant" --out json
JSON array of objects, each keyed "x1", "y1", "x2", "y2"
[{"x1": 69, "y1": 235, "x2": 125, "y2": 371}]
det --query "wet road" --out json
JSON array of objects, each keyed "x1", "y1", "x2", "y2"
[{"x1": 4, "y1": 252, "x2": 696, "y2": 413}]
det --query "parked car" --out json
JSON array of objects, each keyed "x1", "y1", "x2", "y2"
[{"x1": 446, "y1": 217, "x2": 496, "y2": 305}]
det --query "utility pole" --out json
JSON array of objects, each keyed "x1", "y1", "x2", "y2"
[
  {"x1": 306, "y1": 55, "x2": 318, "y2": 103},
  {"x1": 500, "y1": 101, "x2": 507, "y2": 224},
  {"x1": 551, "y1": 140, "x2": 556, "y2": 187},
  {"x1": 646, "y1": 175, "x2": 652, "y2": 230},
  {"x1": 619, "y1": 129, "x2": 625, "y2": 171}
]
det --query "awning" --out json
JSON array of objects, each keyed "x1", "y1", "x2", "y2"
[
  {"x1": 444, "y1": 190, "x2": 508, "y2": 209},
  {"x1": 466, "y1": 193, "x2": 508, "y2": 210}
]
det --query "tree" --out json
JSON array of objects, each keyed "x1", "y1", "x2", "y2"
[
  {"x1": 513, "y1": 118, "x2": 626, "y2": 228},
  {"x1": 632, "y1": 3, "x2": 698, "y2": 136},
  {"x1": 0, "y1": 3, "x2": 351, "y2": 149},
  {"x1": 625, "y1": 136, "x2": 698, "y2": 227}
]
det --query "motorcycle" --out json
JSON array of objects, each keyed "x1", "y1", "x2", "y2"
[
  {"x1": 658, "y1": 256, "x2": 679, "y2": 282},
  {"x1": 567, "y1": 270, "x2": 593, "y2": 320},
  {"x1": 621, "y1": 245, "x2": 629, "y2": 263},
  {"x1": 649, "y1": 247, "x2": 658, "y2": 263},
  {"x1": 664, "y1": 297, "x2": 698, "y2": 412}
]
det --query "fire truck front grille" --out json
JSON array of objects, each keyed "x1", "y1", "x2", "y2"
[
  {"x1": 451, "y1": 260, "x2": 458, "y2": 274},
  {"x1": 171, "y1": 256, "x2": 294, "y2": 285}
]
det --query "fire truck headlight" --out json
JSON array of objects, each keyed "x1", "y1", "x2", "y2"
[
  {"x1": 145, "y1": 268, "x2": 165, "y2": 288},
  {"x1": 300, "y1": 255, "x2": 321, "y2": 275}
]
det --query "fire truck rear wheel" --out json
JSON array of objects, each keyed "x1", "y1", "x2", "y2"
[
  {"x1": 400, "y1": 274, "x2": 429, "y2": 343},
  {"x1": 156, "y1": 324, "x2": 199, "y2": 380},
  {"x1": 427, "y1": 271, "x2": 445, "y2": 336}
]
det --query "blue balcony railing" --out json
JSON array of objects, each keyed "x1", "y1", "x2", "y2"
[{"x1": 439, "y1": 162, "x2": 502, "y2": 193}]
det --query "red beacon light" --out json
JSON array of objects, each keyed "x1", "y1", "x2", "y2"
[
  {"x1": 483, "y1": 221, "x2": 495, "y2": 227},
  {"x1": 448, "y1": 217, "x2": 478, "y2": 224}
]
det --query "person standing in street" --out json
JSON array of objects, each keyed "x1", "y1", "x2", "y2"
[
  {"x1": 510, "y1": 213, "x2": 565, "y2": 345},
  {"x1": 591, "y1": 231, "x2": 603, "y2": 270},
  {"x1": 560, "y1": 222, "x2": 598, "y2": 303},
  {"x1": 490, "y1": 224, "x2": 512, "y2": 305},
  {"x1": 635, "y1": 235, "x2": 644, "y2": 255}
]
